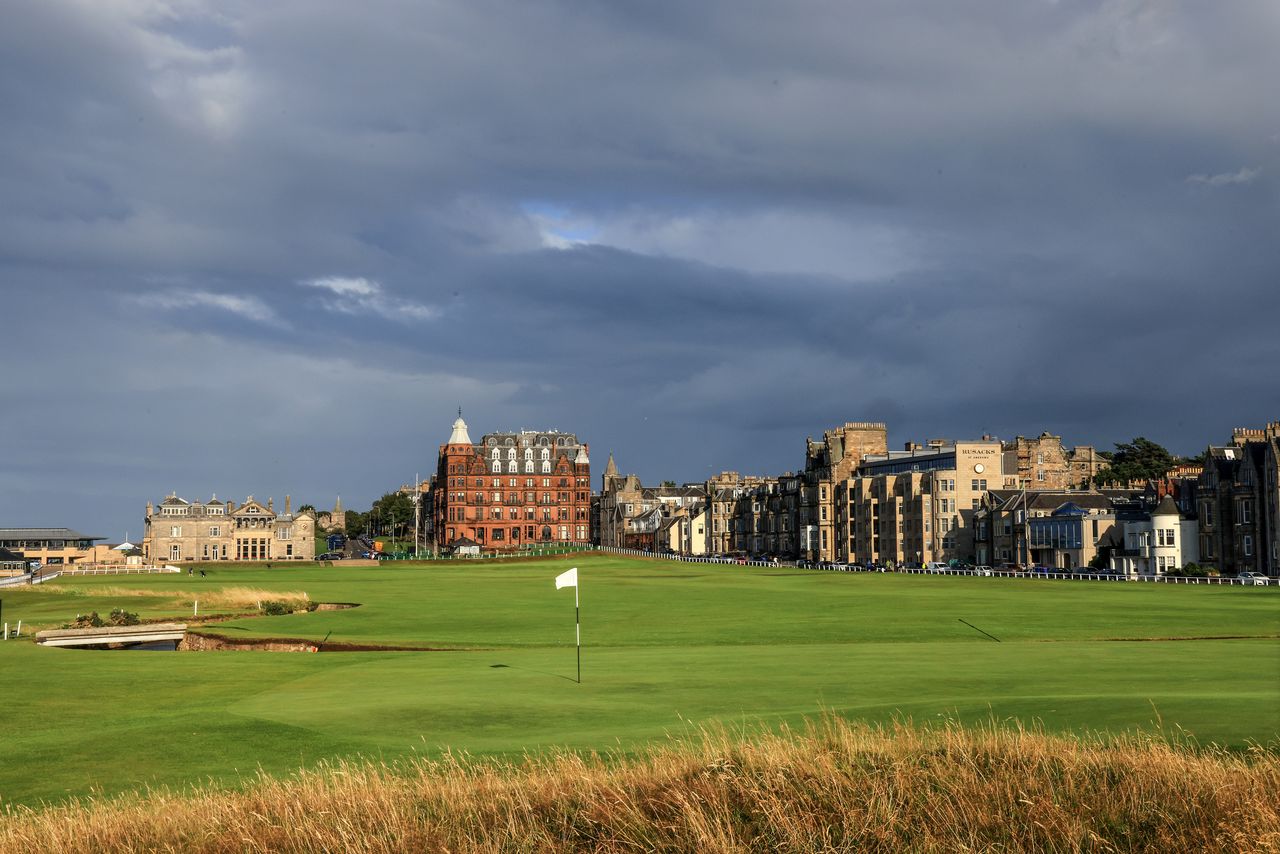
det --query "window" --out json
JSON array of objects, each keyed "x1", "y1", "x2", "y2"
[
  {"x1": 492, "y1": 461, "x2": 502, "y2": 472},
  {"x1": 542, "y1": 461, "x2": 551, "y2": 473},
  {"x1": 209, "y1": 526, "x2": 220, "y2": 537},
  {"x1": 491, "y1": 448, "x2": 501, "y2": 460},
  {"x1": 1036, "y1": 470, "x2": 1046, "y2": 482},
  {"x1": 1243, "y1": 535, "x2": 1253, "y2": 556},
  {"x1": 170, "y1": 526, "x2": 182, "y2": 537},
  {"x1": 276, "y1": 527, "x2": 292, "y2": 540},
  {"x1": 970, "y1": 479, "x2": 987, "y2": 492},
  {"x1": 1241, "y1": 500, "x2": 1253, "y2": 524}
]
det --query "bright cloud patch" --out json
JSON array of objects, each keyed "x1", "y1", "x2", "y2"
[
  {"x1": 300, "y1": 276, "x2": 437, "y2": 322},
  {"x1": 1186, "y1": 167, "x2": 1261, "y2": 187},
  {"x1": 134, "y1": 289, "x2": 279, "y2": 325}
]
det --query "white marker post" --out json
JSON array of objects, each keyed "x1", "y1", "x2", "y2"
[{"x1": 555, "y1": 567, "x2": 580, "y2": 683}]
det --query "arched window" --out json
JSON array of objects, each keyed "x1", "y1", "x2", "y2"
[
  {"x1": 525, "y1": 461, "x2": 534, "y2": 473},
  {"x1": 507, "y1": 448, "x2": 516, "y2": 460},
  {"x1": 508, "y1": 461, "x2": 518, "y2": 473},
  {"x1": 492, "y1": 460, "x2": 501, "y2": 472},
  {"x1": 524, "y1": 449, "x2": 533, "y2": 460},
  {"x1": 540, "y1": 449, "x2": 550, "y2": 460},
  {"x1": 541, "y1": 461, "x2": 551, "y2": 473},
  {"x1": 491, "y1": 448, "x2": 500, "y2": 460}
]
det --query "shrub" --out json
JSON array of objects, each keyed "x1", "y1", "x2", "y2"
[
  {"x1": 260, "y1": 600, "x2": 293, "y2": 616},
  {"x1": 108, "y1": 609, "x2": 140, "y2": 626},
  {"x1": 65, "y1": 612, "x2": 104, "y2": 629}
]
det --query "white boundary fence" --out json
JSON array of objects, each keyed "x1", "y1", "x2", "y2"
[
  {"x1": 58, "y1": 565, "x2": 182, "y2": 576},
  {"x1": 0, "y1": 570, "x2": 61, "y2": 588},
  {"x1": 595, "y1": 546, "x2": 1273, "y2": 587}
]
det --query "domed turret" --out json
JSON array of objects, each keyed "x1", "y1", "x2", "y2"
[{"x1": 448, "y1": 409, "x2": 472, "y2": 445}]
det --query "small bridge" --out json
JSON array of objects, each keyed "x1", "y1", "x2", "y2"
[{"x1": 35, "y1": 623, "x2": 187, "y2": 648}]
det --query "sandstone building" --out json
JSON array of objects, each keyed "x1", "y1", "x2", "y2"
[
  {"x1": 0, "y1": 528, "x2": 105, "y2": 566},
  {"x1": 1196, "y1": 423, "x2": 1280, "y2": 577},
  {"x1": 1002, "y1": 432, "x2": 1103, "y2": 489},
  {"x1": 837, "y1": 438, "x2": 1013, "y2": 566},
  {"x1": 596, "y1": 453, "x2": 705, "y2": 550},
  {"x1": 142, "y1": 494, "x2": 316, "y2": 562}
]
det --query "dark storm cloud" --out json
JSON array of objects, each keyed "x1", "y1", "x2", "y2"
[{"x1": 1, "y1": 0, "x2": 1277, "y2": 535}]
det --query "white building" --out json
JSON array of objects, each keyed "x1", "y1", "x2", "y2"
[{"x1": 1111, "y1": 495, "x2": 1199, "y2": 577}]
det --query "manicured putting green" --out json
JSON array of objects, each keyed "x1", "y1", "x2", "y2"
[{"x1": 0, "y1": 555, "x2": 1275, "y2": 805}]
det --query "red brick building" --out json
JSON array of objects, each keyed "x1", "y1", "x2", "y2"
[{"x1": 430, "y1": 414, "x2": 592, "y2": 550}]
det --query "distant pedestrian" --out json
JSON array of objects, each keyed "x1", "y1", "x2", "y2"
[{"x1": 199, "y1": 569, "x2": 207, "y2": 577}]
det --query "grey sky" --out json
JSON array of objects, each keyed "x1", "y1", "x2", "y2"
[{"x1": 2, "y1": 0, "x2": 1277, "y2": 538}]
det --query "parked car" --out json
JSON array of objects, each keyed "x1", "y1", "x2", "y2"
[
  {"x1": 1238, "y1": 571, "x2": 1272, "y2": 586},
  {"x1": 316, "y1": 552, "x2": 345, "y2": 561},
  {"x1": 925, "y1": 561, "x2": 949, "y2": 571},
  {"x1": 974, "y1": 565, "x2": 994, "y2": 576}
]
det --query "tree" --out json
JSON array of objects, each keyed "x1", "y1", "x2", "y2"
[
  {"x1": 1093, "y1": 437, "x2": 1176, "y2": 486},
  {"x1": 344, "y1": 510, "x2": 369, "y2": 538},
  {"x1": 660, "y1": 480, "x2": 677, "y2": 488},
  {"x1": 1177, "y1": 449, "x2": 1208, "y2": 468},
  {"x1": 297, "y1": 504, "x2": 317, "y2": 515},
  {"x1": 371, "y1": 491, "x2": 415, "y2": 539}
]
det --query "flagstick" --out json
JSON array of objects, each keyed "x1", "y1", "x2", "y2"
[{"x1": 574, "y1": 582, "x2": 581, "y2": 684}]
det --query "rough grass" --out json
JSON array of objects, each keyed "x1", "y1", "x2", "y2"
[
  {"x1": 59, "y1": 586, "x2": 311, "y2": 611},
  {"x1": 2, "y1": 718, "x2": 1276, "y2": 853}
]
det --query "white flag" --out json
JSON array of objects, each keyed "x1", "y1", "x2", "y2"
[{"x1": 555, "y1": 567, "x2": 578, "y2": 590}]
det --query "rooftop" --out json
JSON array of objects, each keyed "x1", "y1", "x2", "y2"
[{"x1": 0, "y1": 528, "x2": 105, "y2": 542}]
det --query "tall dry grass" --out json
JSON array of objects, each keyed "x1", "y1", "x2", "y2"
[
  {"x1": 61, "y1": 586, "x2": 311, "y2": 612},
  {"x1": 2, "y1": 718, "x2": 1276, "y2": 853}
]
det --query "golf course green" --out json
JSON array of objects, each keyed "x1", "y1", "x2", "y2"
[{"x1": 1, "y1": 554, "x2": 1276, "y2": 806}]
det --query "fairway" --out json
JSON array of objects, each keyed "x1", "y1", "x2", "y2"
[{"x1": 1, "y1": 554, "x2": 1276, "y2": 806}]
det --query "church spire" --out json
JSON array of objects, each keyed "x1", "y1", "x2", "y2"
[{"x1": 604, "y1": 453, "x2": 618, "y2": 478}]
